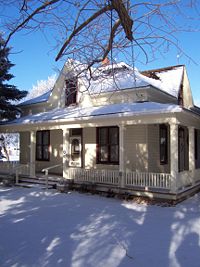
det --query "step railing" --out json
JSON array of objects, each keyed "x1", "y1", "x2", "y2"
[{"x1": 42, "y1": 164, "x2": 62, "y2": 189}]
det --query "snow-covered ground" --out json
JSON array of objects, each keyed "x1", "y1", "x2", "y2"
[{"x1": 0, "y1": 186, "x2": 200, "y2": 267}]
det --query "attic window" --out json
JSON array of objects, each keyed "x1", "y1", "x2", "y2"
[{"x1": 65, "y1": 78, "x2": 77, "y2": 106}]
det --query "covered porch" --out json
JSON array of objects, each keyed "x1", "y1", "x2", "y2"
[{"x1": 1, "y1": 114, "x2": 200, "y2": 200}]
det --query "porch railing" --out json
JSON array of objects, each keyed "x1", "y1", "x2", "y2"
[
  {"x1": 67, "y1": 168, "x2": 120, "y2": 185},
  {"x1": 67, "y1": 168, "x2": 172, "y2": 190},
  {"x1": 0, "y1": 161, "x2": 30, "y2": 183},
  {"x1": 125, "y1": 172, "x2": 172, "y2": 190}
]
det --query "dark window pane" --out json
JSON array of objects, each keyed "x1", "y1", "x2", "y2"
[
  {"x1": 99, "y1": 128, "x2": 108, "y2": 145},
  {"x1": 65, "y1": 78, "x2": 77, "y2": 106},
  {"x1": 36, "y1": 132, "x2": 42, "y2": 145},
  {"x1": 43, "y1": 146, "x2": 49, "y2": 160},
  {"x1": 36, "y1": 130, "x2": 50, "y2": 161},
  {"x1": 160, "y1": 125, "x2": 168, "y2": 164},
  {"x1": 36, "y1": 146, "x2": 42, "y2": 160},
  {"x1": 97, "y1": 127, "x2": 119, "y2": 164},
  {"x1": 43, "y1": 131, "x2": 49, "y2": 145},
  {"x1": 109, "y1": 127, "x2": 118, "y2": 145},
  {"x1": 110, "y1": 145, "x2": 119, "y2": 162}
]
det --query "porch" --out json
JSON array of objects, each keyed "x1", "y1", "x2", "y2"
[{"x1": 1, "y1": 161, "x2": 200, "y2": 201}]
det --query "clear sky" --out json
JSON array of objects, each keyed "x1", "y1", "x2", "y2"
[{"x1": 4, "y1": 2, "x2": 200, "y2": 106}]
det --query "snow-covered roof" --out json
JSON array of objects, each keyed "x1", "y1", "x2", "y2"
[
  {"x1": 18, "y1": 62, "x2": 184, "y2": 107},
  {"x1": 83, "y1": 64, "x2": 184, "y2": 97},
  {"x1": 141, "y1": 65, "x2": 184, "y2": 97},
  {"x1": 7, "y1": 102, "x2": 182, "y2": 126},
  {"x1": 19, "y1": 90, "x2": 52, "y2": 106}
]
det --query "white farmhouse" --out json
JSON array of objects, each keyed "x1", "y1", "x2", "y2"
[{"x1": 1, "y1": 60, "x2": 200, "y2": 202}]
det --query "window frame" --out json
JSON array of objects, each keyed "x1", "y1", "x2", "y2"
[
  {"x1": 65, "y1": 78, "x2": 77, "y2": 106},
  {"x1": 159, "y1": 124, "x2": 168, "y2": 165},
  {"x1": 195, "y1": 128, "x2": 198, "y2": 161},
  {"x1": 96, "y1": 126, "x2": 119, "y2": 165},
  {"x1": 36, "y1": 130, "x2": 50, "y2": 161}
]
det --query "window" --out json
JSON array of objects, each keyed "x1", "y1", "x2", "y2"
[
  {"x1": 160, "y1": 124, "x2": 168, "y2": 164},
  {"x1": 65, "y1": 78, "x2": 77, "y2": 106},
  {"x1": 36, "y1": 130, "x2": 50, "y2": 161},
  {"x1": 195, "y1": 129, "x2": 198, "y2": 161},
  {"x1": 97, "y1": 127, "x2": 119, "y2": 164}
]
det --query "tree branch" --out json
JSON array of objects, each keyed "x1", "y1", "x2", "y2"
[
  {"x1": 55, "y1": 4, "x2": 113, "y2": 61},
  {"x1": 5, "y1": 0, "x2": 61, "y2": 47}
]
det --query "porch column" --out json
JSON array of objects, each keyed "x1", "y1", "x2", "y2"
[
  {"x1": 119, "y1": 124, "x2": 125, "y2": 188},
  {"x1": 30, "y1": 131, "x2": 36, "y2": 177},
  {"x1": 63, "y1": 127, "x2": 69, "y2": 179},
  {"x1": 188, "y1": 127, "x2": 195, "y2": 183},
  {"x1": 170, "y1": 123, "x2": 178, "y2": 193}
]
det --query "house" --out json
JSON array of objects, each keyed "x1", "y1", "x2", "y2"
[{"x1": 1, "y1": 59, "x2": 200, "y2": 201}]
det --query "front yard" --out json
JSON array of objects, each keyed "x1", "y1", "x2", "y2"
[{"x1": 0, "y1": 186, "x2": 200, "y2": 267}]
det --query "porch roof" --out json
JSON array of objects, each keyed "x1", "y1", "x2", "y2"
[{"x1": 2, "y1": 102, "x2": 182, "y2": 127}]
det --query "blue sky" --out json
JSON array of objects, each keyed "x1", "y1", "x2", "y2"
[{"x1": 5, "y1": 3, "x2": 200, "y2": 106}]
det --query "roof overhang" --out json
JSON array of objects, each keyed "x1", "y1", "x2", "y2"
[{"x1": 0, "y1": 102, "x2": 184, "y2": 132}]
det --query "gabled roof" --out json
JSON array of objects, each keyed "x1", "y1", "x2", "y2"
[
  {"x1": 141, "y1": 65, "x2": 184, "y2": 97},
  {"x1": 19, "y1": 62, "x2": 184, "y2": 106},
  {"x1": 85, "y1": 64, "x2": 184, "y2": 97}
]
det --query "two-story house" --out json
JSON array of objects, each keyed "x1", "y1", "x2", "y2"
[{"x1": 1, "y1": 60, "x2": 200, "y2": 201}]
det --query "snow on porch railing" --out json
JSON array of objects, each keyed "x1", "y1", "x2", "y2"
[
  {"x1": 67, "y1": 168, "x2": 120, "y2": 185},
  {"x1": 125, "y1": 172, "x2": 172, "y2": 190}
]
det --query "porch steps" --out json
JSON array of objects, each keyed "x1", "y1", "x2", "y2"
[{"x1": 17, "y1": 175, "x2": 61, "y2": 189}]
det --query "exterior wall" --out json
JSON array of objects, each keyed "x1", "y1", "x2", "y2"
[
  {"x1": 36, "y1": 129, "x2": 63, "y2": 174},
  {"x1": 146, "y1": 87, "x2": 177, "y2": 104},
  {"x1": 82, "y1": 127, "x2": 119, "y2": 170},
  {"x1": 148, "y1": 125, "x2": 170, "y2": 173},
  {"x1": 79, "y1": 88, "x2": 148, "y2": 108},
  {"x1": 20, "y1": 132, "x2": 30, "y2": 164},
  {"x1": 183, "y1": 68, "x2": 194, "y2": 108},
  {"x1": 82, "y1": 125, "x2": 171, "y2": 173},
  {"x1": 124, "y1": 125, "x2": 148, "y2": 172}
]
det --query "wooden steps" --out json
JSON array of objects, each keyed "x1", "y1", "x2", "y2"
[{"x1": 17, "y1": 175, "x2": 63, "y2": 189}]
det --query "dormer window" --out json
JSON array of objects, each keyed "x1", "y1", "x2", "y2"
[{"x1": 65, "y1": 78, "x2": 77, "y2": 106}]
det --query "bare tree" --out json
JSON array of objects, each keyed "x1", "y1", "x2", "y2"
[{"x1": 0, "y1": 0, "x2": 199, "y2": 70}]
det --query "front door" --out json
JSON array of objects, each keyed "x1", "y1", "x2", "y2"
[{"x1": 69, "y1": 136, "x2": 82, "y2": 167}]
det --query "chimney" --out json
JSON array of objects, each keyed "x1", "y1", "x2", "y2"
[{"x1": 102, "y1": 57, "x2": 110, "y2": 66}]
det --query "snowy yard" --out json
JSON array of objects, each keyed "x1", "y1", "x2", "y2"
[{"x1": 0, "y1": 186, "x2": 200, "y2": 267}]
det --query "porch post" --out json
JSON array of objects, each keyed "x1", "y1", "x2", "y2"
[
  {"x1": 119, "y1": 124, "x2": 125, "y2": 188},
  {"x1": 30, "y1": 131, "x2": 36, "y2": 177},
  {"x1": 188, "y1": 127, "x2": 195, "y2": 183},
  {"x1": 170, "y1": 123, "x2": 178, "y2": 192},
  {"x1": 63, "y1": 127, "x2": 69, "y2": 179}
]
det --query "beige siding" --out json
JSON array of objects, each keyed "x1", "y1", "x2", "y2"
[
  {"x1": 147, "y1": 88, "x2": 177, "y2": 104},
  {"x1": 124, "y1": 125, "x2": 148, "y2": 172},
  {"x1": 148, "y1": 125, "x2": 170, "y2": 173},
  {"x1": 83, "y1": 127, "x2": 96, "y2": 168},
  {"x1": 79, "y1": 89, "x2": 148, "y2": 108},
  {"x1": 20, "y1": 132, "x2": 30, "y2": 164}
]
